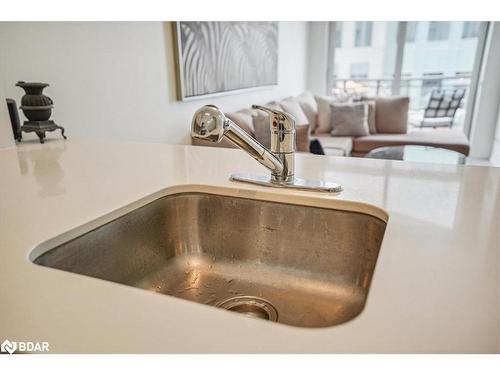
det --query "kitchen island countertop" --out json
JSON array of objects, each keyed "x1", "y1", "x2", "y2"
[{"x1": 1, "y1": 138, "x2": 499, "y2": 353}]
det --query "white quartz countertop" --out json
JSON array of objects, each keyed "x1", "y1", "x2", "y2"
[{"x1": 1, "y1": 138, "x2": 499, "y2": 353}]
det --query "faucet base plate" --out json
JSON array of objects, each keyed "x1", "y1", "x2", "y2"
[{"x1": 230, "y1": 173, "x2": 342, "y2": 193}]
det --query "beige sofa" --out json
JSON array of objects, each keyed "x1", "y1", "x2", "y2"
[{"x1": 192, "y1": 92, "x2": 470, "y2": 157}]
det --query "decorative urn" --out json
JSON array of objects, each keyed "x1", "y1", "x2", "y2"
[{"x1": 15, "y1": 81, "x2": 66, "y2": 143}]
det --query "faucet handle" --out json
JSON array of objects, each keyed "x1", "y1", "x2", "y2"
[
  {"x1": 251, "y1": 104, "x2": 295, "y2": 132},
  {"x1": 251, "y1": 104, "x2": 282, "y2": 117}
]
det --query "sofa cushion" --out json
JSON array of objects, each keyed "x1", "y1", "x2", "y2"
[
  {"x1": 295, "y1": 92, "x2": 318, "y2": 132},
  {"x1": 279, "y1": 98, "x2": 309, "y2": 126},
  {"x1": 323, "y1": 147, "x2": 347, "y2": 157},
  {"x1": 314, "y1": 133, "x2": 353, "y2": 157},
  {"x1": 226, "y1": 109, "x2": 255, "y2": 136},
  {"x1": 353, "y1": 128, "x2": 470, "y2": 156},
  {"x1": 375, "y1": 96, "x2": 409, "y2": 134},
  {"x1": 315, "y1": 95, "x2": 338, "y2": 134},
  {"x1": 330, "y1": 102, "x2": 370, "y2": 137}
]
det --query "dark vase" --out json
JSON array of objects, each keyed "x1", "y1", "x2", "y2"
[{"x1": 16, "y1": 81, "x2": 53, "y2": 121}]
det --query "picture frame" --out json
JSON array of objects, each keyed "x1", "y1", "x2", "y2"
[{"x1": 173, "y1": 21, "x2": 279, "y2": 101}]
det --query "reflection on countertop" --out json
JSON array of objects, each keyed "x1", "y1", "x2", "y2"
[{"x1": 16, "y1": 142, "x2": 67, "y2": 197}]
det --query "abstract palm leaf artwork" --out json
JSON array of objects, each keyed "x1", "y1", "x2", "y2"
[{"x1": 175, "y1": 22, "x2": 278, "y2": 100}]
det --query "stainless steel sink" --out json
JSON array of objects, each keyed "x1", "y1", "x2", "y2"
[{"x1": 34, "y1": 192, "x2": 386, "y2": 328}]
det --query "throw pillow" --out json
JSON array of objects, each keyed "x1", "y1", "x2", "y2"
[
  {"x1": 295, "y1": 92, "x2": 318, "y2": 132},
  {"x1": 374, "y1": 96, "x2": 409, "y2": 134},
  {"x1": 329, "y1": 102, "x2": 370, "y2": 137},
  {"x1": 315, "y1": 95, "x2": 352, "y2": 134}
]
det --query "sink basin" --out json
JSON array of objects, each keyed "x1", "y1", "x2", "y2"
[{"x1": 34, "y1": 192, "x2": 387, "y2": 328}]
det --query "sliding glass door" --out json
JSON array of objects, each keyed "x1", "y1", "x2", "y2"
[{"x1": 330, "y1": 21, "x2": 488, "y2": 132}]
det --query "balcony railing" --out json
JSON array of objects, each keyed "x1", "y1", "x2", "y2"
[
  {"x1": 333, "y1": 74, "x2": 471, "y2": 110},
  {"x1": 333, "y1": 75, "x2": 472, "y2": 128}
]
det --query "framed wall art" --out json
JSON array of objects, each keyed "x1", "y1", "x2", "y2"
[{"x1": 173, "y1": 21, "x2": 279, "y2": 101}]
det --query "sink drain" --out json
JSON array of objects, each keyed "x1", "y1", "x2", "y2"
[{"x1": 216, "y1": 296, "x2": 278, "y2": 322}]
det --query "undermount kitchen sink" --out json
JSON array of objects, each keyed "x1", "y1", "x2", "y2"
[{"x1": 34, "y1": 192, "x2": 387, "y2": 328}]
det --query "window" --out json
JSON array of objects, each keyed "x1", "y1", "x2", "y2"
[
  {"x1": 355, "y1": 22, "x2": 373, "y2": 47},
  {"x1": 406, "y1": 22, "x2": 418, "y2": 42},
  {"x1": 462, "y1": 22, "x2": 480, "y2": 38},
  {"x1": 331, "y1": 22, "x2": 398, "y2": 95},
  {"x1": 329, "y1": 22, "x2": 487, "y2": 131},
  {"x1": 335, "y1": 22, "x2": 342, "y2": 48},
  {"x1": 428, "y1": 22, "x2": 450, "y2": 41},
  {"x1": 350, "y1": 63, "x2": 369, "y2": 79}
]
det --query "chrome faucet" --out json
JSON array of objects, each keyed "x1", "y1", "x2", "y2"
[{"x1": 191, "y1": 105, "x2": 342, "y2": 193}]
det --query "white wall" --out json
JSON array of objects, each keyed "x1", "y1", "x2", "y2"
[
  {"x1": 0, "y1": 22, "x2": 308, "y2": 145},
  {"x1": 306, "y1": 22, "x2": 329, "y2": 96}
]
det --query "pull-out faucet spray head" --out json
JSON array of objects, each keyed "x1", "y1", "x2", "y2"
[{"x1": 191, "y1": 105, "x2": 227, "y2": 143}]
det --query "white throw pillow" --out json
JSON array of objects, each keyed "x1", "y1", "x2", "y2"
[
  {"x1": 295, "y1": 92, "x2": 318, "y2": 132},
  {"x1": 279, "y1": 98, "x2": 309, "y2": 126}
]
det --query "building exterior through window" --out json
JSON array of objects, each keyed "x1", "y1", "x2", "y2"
[
  {"x1": 428, "y1": 21, "x2": 450, "y2": 41},
  {"x1": 354, "y1": 22, "x2": 373, "y2": 47}
]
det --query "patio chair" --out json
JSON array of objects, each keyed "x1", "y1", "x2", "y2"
[{"x1": 419, "y1": 88, "x2": 466, "y2": 128}]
